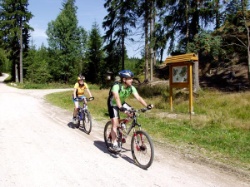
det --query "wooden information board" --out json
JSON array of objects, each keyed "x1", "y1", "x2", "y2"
[{"x1": 164, "y1": 53, "x2": 198, "y2": 116}]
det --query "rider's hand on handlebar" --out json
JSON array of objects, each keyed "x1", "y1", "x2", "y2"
[
  {"x1": 147, "y1": 104, "x2": 153, "y2": 110},
  {"x1": 119, "y1": 107, "x2": 127, "y2": 112},
  {"x1": 89, "y1": 96, "x2": 94, "y2": 101}
]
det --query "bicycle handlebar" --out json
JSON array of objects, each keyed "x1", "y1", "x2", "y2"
[
  {"x1": 74, "y1": 97, "x2": 94, "y2": 102},
  {"x1": 126, "y1": 104, "x2": 153, "y2": 114},
  {"x1": 88, "y1": 97, "x2": 94, "y2": 101},
  {"x1": 128, "y1": 107, "x2": 152, "y2": 114}
]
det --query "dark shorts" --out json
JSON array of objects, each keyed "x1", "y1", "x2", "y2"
[{"x1": 107, "y1": 98, "x2": 119, "y2": 119}]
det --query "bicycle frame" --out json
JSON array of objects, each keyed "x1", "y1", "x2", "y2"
[
  {"x1": 74, "y1": 97, "x2": 93, "y2": 134},
  {"x1": 118, "y1": 109, "x2": 146, "y2": 143},
  {"x1": 104, "y1": 107, "x2": 154, "y2": 169}
]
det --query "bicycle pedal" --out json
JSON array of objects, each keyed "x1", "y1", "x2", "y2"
[{"x1": 122, "y1": 138, "x2": 126, "y2": 143}]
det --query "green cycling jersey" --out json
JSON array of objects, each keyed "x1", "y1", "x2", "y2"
[{"x1": 110, "y1": 84, "x2": 137, "y2": 106}]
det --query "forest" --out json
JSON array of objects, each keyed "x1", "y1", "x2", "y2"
[{"x1": 0, "y1": 0, "x2": 249, "y2": 89}]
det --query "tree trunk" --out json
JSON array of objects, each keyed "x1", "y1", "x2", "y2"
[
  {"x1": 185, "y1": 0, "x2": 189, "y2": 42},
  {"x1": 242, "y1": 0, "x2": 250, "y2": 81},
  {"x1": 247, "y1": 26, "x2": 250, "y2": 81},
  {"x1": 215, "y1": 0, "x2": 220, "y2": 29},
  {"x1": 144, "y1": 0, "x2": 149, "y2": 80},
  {"x1": 15, "y1": 63, "x2": 19, "y2": 83},
  {"x1": 122, "y1": 25, "x2": 125, "y2": 70},
  {"x1": 145, "y1": 25, "x2": 149, "y2": 80},
  {"x1": 20, "y1": 25, "x2": 23, "y2": 83},
  {"x1": 121, "y1": 0, "x2": 125, "y2": 70},
  {"x1": 150, "y1": 1, "x2": 154, "y2": 82},
  {"x1": 193, "y1": 60, "x2": 200, "y2": 92}
]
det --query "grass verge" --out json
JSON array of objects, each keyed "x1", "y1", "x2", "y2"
[{"x1": 45, "y1": 87, "x2": 250, "y2": 173}]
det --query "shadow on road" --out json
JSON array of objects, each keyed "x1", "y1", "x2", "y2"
[
  {"x1": 67, "y1": 122, "x2": 90, "y2": 135},
  {"x1": 67, "y1": 122, "x2": 139, "y2": 168},
  {"x1": 93, "y1": 140, "x2": 112, "y2": 154},
  {"x1": 93, "y1": 140, "x2": 136, "y2": 167},
  {"x1": 67, "y1": 122, "x2": 75, "y2": 129}
]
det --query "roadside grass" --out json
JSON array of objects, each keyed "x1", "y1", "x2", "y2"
[
  {"x1": 8, "y1": 82, "x2": 72, "y2": 89},
  {"x1": 45, "y1": 87, "x2": 250, "y2": 171}
]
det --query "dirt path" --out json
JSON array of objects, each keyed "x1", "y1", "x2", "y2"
[{"x1": 0, "y1": 73, "x2": 249, "y2": 187}]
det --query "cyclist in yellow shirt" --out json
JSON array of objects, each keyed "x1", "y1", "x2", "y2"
[{"x1": 72, "y1": 75, "x2": 93, "y2": 124}]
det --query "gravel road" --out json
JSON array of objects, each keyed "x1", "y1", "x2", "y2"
[{"x1": 0, "y1": 73, "x2": 249, "y2": 187}]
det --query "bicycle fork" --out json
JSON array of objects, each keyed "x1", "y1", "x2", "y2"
[{"x1": 133, "y1": 132, "x2": 146, "y2": 151}]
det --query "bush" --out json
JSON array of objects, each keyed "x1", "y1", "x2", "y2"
[{"x1": 136, "y1": 84, "x2": 169, "y2": 98}]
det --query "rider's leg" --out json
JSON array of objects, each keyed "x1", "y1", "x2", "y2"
[
  {"x1": 73, "y1": 100, "x2": 79, "y2": 118},
  {"x1": 107, "y1": 102, "x2": 121, "y2": 151},
  {"x1": 110, "y1": 117, "x2": 121, "y2": 152},
  {"x1": 111, "y1": 117, "x2": 119, "y2": 145}
]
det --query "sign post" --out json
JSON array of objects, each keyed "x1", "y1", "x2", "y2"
[{"x1": 164, "y1": 53, "x2": 198, "y2": 118}]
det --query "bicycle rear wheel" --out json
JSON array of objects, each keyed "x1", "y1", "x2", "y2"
[
  {"x1": 83, "y1": 110, "x2": 92, "y2": 134},
  {"x1": 104, "y1": 121, "x2": 112, "y2": 149},
  {"x1": 131, "y1": 130, "x2": 154, "y2": 169}
]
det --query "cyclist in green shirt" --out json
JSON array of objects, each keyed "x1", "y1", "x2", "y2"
[{"x1": 107, "y1": 70, "x2": 153, "y2": 152}]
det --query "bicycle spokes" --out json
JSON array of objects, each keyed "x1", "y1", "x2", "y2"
[
  {"x1": 134, "y1": 133, "x2": 147, "y2": 152},
  {"x1": 82, "y1": 110, "x2": 92, "y2": 134},
  {"x1": 104, "y1": 121, "x2": 113, "y2": 148},
  {"x1": 131, "y1": 130, "x2": 154, "y2": 169}
]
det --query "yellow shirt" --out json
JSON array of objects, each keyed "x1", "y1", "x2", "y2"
[{"x1": 74, "y1": 82, "x2": 88, "y2": 96}]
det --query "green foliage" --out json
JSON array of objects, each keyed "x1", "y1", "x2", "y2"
[
  {"x1": 103, "y1": 0, "x2": 137, "y2": 69},
  {"x1": 0, "y1": 0, "x2": 33, "y2": 82},
  {"x1": 1, "y1": 0, "x2": 247, "y2": 86},
  {"x1": 103, "y1": 40, "x2": 123, "y2": 76},
  {"x1": 187, "y1": 30, "x2": 225, "y2": 62},
  {"x1": 0, "y1": 47, "x2": 10, "y2": 73},
  {"x1": 24, "y1": 45, "x2": 51, "y2": 83},
  {"x1": 136, "y1": 84, "x2": 169, "y2": 98},
  {"x1": 124, "y1": 57, "x2": 142, "y2": 75},
  {"x1": 215, "y1": 9, "x2": 249, "y2": 64},
  {"x1": 85, "y1": 22, "x2": 104, "y2": 84},
  {"x1": 46, "y1": 0, "x2": 87, "y2": 83}
]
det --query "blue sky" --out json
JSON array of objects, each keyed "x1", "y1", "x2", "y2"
[
  {"x1": 28, "y1": 0, "x2": 144, "y2": 58},
  {"x1": 29, "y1": 0, "x2": 106, "y2": 48}
]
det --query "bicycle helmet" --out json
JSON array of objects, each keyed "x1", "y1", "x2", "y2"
[
  {"x1": 77, "y1": 75, "x2": 85, "y2": 81},
  {"x1": 118, "y1": 70, "x2": 134, "y2": 78}
]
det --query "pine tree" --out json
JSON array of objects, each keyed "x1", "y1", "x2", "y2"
[
  {"x1": 103, "y1": 0, "x2": 137, "y2": 70},
  {"x1": 46, "y1": 0, "x2": 86, "y2": 83},
  {"x1": 0, "y1": 0, "x2": 33, "y2": 83},
  {"x1": 85, "y1": 22, "x2": 104, "y2": 84},
  {"x1": 24, "y1": 44, "x2": 51, "y2": 83}
]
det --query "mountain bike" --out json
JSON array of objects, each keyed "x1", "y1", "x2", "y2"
[
  {"x1": 104, "y1": 107, "x2": 154, "y2": 169},
  {"x1": 75, "y1": 97, "x2": 94, "y2": 134}
]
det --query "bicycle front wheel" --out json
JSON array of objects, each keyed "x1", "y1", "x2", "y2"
[
  {"x1": 83, "y1": 110, "x2": 92, "y2": 134},
  {"x1": 131, "y1": 130, "x2": 154, "y2": 169}
]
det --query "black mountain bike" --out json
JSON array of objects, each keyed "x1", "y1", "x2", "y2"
[
  {"x1": 104, "y1": 107, "x2": 154, "y2": 169},
  {"x1": 75, "y1": 97, "x2": 94, "y2": 134}
]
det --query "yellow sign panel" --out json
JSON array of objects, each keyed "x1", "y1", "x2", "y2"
[{"x1": 164, "y1": 53, "x2": 198, "y2": 64}]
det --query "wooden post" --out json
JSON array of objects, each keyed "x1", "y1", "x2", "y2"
[
  {"x1": 169, "y1": 65, "x2": 173, "y2": 111},
  {"x1": 189, "y1": 64, "x2": 193, "y2": 120}
]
